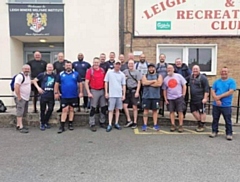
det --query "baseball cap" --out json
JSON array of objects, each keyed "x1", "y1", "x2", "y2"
[
  {"x1": 115, "y1": 60, "x2": 121, "y2": 64},
  {"x1": 147, "y1": 63, "x2": 155, "y2": 68}
]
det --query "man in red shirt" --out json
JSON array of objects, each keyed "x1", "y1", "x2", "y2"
[{"x1": 85, "y1": 57, "x2": 107, "y2": 132}]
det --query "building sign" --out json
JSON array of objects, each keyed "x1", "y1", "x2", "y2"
[
  {"x1": 134, "y1": 0, "x2": 240, "y2": 36},
  {"x1": 9, "y1": 4, "x2": 64, "y2": 36}
]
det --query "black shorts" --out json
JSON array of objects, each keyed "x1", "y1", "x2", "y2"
[
  {"x1": 190, "y1": 102, "x2": 206, "y2": 114},
  {"x1": 142, "y1": 99, "x2": 160, "y2": 110},
  {"x1": 61, "y1": 98, "x2": 79, "y2": 108},
  {"x1": 167, "y1": 96, "x2": 185, "y2": 112},
  {"x1": 123, "y1": 90, "x2": 139, "y2": 106}
]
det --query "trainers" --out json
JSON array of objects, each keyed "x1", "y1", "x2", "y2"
[
  {"x1": 19, "y1": 127, "x2": 29, "y2": 133},
  {"x1": 57, "y1": 127, "x2": 65, "y2": 134},
  {"x1": 45, "y1": 124, "x2": 51, "y2": 129},
  {"x1": 226, "y1": 135, "x2": 233, "y2": 141},
  {"x1": 170, "y1": 125, "x2": 176, "y2": 132},
  {"x1": 195, "y1": 126, "x2": 205, "y2": 132},
  {"x1": 124, "y1": 121, "x2": 133, "y2": 128},
  {"x1": 106, "y1": 125, "x2": 112, "y2": 132},
  {"x1": 178, "y1": 125, "x2": 183, "y2": 133},
  {"x1": 68, "y1": 123, "x2": 74, "y2": 131},
  {"x1": 56, "y1": 108, "x2": 62, "y2": 113},
  {"x1": 100, "y1": 123, "x2": 107, "y2": 129},
  {"x1": 90, "y1": 125, "x2": 97, "y2": 132},
  {"x1": 209, "y1": 132, "x2": 218, "y2": 138},
  {"x1": 153, "y1": 125, "x2": 160, "y2": 131},
  {"x1": 131, "y1": 123, "x2": 137, "y2": 129},
  {"x1": 40, "y1": 124, "x2": 45, "y2": 131},
  {"x1": 114, "y1": 123, "x2": 122, "y2": 130},
  {"x1": 142, "y1": 124, "x2": 147, "y2": 131}
]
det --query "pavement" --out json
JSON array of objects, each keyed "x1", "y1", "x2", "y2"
[{"x1": 1, "y1": 125, "x2": 240, "y2": 182}]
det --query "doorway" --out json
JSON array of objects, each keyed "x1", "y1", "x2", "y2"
[{"x1": 24, "y1": 43, "x2": 64, "y2": 63}]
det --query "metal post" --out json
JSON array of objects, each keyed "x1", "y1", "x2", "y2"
[{"x1": 236, "y1": 89, "x2": 240, "y2": 123}]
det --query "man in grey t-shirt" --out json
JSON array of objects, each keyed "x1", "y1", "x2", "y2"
[
  {"x1": 104, "y1": 60, "x2": 126, "y2": 132},
  {"x1": 123, "y1": 60, "x2": 142, "y2": 129}
]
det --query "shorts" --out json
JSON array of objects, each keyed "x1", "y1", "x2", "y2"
[
  {"x1": 167, "y1": 96, "x2": 185, "y2": 112},
  {"x1": 14, "y1": 98, "x2": 28, "y2": 117},
  {"x1": 123, "y1": 90, "x2": 139, "y2": 106},
  {"x1": 142, "y1": 99, "x2": 160, "y2": 110},
  {"x1": 61, "y1": 98, "x2": 79, "y2": 108},
  {"x1": 108, "y1": 97, "x2": 123, "y2": 111},
  {"x1": 90, "y1": 89, "x2": 106, "y2": 108},
  {"x1": 190, "y1": 102, "x2": 206, "y2": 114}
]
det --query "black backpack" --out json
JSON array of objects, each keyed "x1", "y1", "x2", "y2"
[{"x1": 0, "y1": 100, "x2": 7, "y2": 112}]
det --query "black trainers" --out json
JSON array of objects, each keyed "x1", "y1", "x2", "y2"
[
  {"x1": 68, "y1": 123, "x2": 74, "y2": 130},
  {"x1": 19, "y1": 127, "x2": 29, "y2": 133},
  {"x1": 99, "y1": 123, "x2": 107, "y2": 129},
  {"x1": 131, "y1": 123, "x2": 137, "y2": 129},
  {"x1": 16, "y1": 126, "x2": 28, "y2": 130},
  {"x1": 57, "y1": 127, "x2": 65, "y2": 134},
  {"x1": 124, "y1": 121, "x2": 133, "y2": 128},
  {"x1": 90, "y1": 125, "x2": 97, "y2": 132},
  {"x1": 56, "y1": 108, "x2": 62, "y2": 113}
]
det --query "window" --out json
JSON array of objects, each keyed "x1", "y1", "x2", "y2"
[
  {"x1": 8, "y1": 0, "x2": 62, "y2": 3},
  {"x1": 156, "y1": 44, "x2": 217, "y2": 75}
]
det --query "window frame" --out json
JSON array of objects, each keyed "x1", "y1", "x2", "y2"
[{"x1": 156, "y1": 44, "x2": 218, "y2": 75}]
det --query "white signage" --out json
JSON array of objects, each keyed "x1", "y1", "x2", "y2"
[{"x1": 134, "y1": 0, "x2": 240, "y2": 36}]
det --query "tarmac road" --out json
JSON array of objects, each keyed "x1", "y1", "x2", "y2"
[{"x1": 0, "y1": 126, "x2": 240, "y2": 182}]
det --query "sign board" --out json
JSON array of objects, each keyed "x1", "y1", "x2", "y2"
[
  {"x1": 134, "y1": 0, "x2": 240, "y2": 36},
  {"x1": 9, "y1": 4, "x2": 64, "y2": 36}
]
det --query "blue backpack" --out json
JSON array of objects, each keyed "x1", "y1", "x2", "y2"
[{"x1": 10, "y1": 73, "x2": 25, "y2": 92}]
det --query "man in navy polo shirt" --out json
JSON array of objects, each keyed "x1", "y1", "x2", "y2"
[
  {"x1": 106, "y1": 52, "x2": 116, "y2": 70},
  {"x1": 72, "y1": 53, "x2": 91, "y2": 112},
  {"x1": 54, "y1": 61, "x2": 83, "y2": 133},
  {"x1": 32, "y1": 63, "x2": 56, "y2": 131}
]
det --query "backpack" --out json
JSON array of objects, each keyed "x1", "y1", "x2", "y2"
[
  {"x1": 0, "y1": 100, "x2": 7, "y2": 112},
  {"x1": 156, "y1": 62, "x2": 168, "y2": 71},
  {"x1": 190, "y1": 74, "x2": 205, "y2": 88},
  {"x1": 90, "y1": 67, "x2": 105, "y2": 77},
  {"x1": 135, "y1": 61, "x2": 148, "y2": 69},
  {"x1": 10, "y1": 73, "x2": 25, "y2": 92}
]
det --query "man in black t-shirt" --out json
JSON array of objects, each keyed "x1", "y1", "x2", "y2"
[
  {"x1": 27, "y1": 51, "x2": 47, "y2": 113},
  {"x1": 99, "y1": 53, "x2": 109, "y2": 72},
  {"x1": 32, "y1": 63, "x2": 56, "y2": 131},
  {"x1": 53, "y1": 52, "x2": 67, "y2": 112}
]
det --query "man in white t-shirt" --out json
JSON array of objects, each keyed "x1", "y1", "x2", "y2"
[{"x1": 14, "y1": 64, "x2": 31, "y2": 133}]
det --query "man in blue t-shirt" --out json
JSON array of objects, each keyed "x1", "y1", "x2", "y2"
[
  {"x1": 210, "y1": 67, "x2": 237, "y2": 140},
  {"x1": 54, "y1": 61, "x2": 83, "y2": 133},
  {"x1": 72, "y1": 53, "x2": 91, "y2": 112},
  {"x1": 33, "y1": 63, "x2": 56, "y2": 131}
]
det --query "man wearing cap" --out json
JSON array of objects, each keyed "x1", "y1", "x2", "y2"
[
  {"x1": 141, "y1": 63, "x2": 162, "y2": 131},
  {"x1": 104, "y1": 60, "x2": 126, "y2": 132}
]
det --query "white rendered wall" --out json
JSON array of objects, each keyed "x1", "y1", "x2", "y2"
[{"x1": 64, "y1": 0, "x2": 119, "y2": 63}]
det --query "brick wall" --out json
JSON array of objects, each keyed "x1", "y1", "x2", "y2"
[{"x1": 123, "y1": 0, "x2": 240, "y2": 88}]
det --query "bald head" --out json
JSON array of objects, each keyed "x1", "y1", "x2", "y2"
[
  {"x1": 139, "y1": 54, "x2": 146, "y2": 63},
  {"x1": 34, "y1": 51, "x2": 41, "y2": 61},
  {"x1": 192, "y1": 65, "x2": 200, "y2": 77},
  {"x1": 128, "y1": 53, "x2": 134, "y2": 60},
  {"x1": 22, "y1": 64, "x2": 30, "y2": 76},
  {"x1": 58, "y1": 52, "x2": 64, "y2": 62},
  {"x1": 78, "y1": 53, "x2": 84, "y2": 61},
  {"x1": 128, "y1": 59, "x2": 135, "y2": 70},
  {"x1": 46, "y1": 63, "x2": 54, "y2": 74},
  {"x1": 119, "y1": 54, "x2": 125, "y2": 63},
  {"x1": 167, "y1": 64, "x2": 174, "y2": 76}
]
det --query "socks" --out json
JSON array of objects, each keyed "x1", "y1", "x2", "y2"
[
  {"x1": 69, "y1": 121, "x2": 73, "y2": 125},
  {"x1": 61, "y1": 122, "x2": 65, "y2": 128}
]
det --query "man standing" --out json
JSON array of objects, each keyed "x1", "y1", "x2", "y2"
[
  {"x1": 54, "y1": 61, "x2": 83, "y2": 133},
  {"x1": 99, "y1": 53, "x2": 109, "y2": 72},
  {"x1": 162, "y1": 65, "x2": 186, "y2": 132},
  {"x1": 14, "y1": 64, "x2": 31, "y2": 133},
  {"x1": 123, "y1": 60, "x2": 142, "y2": 129},
  {"x1": 119, "y1": 54, "x2": 128, "y2": 71},
  {"x1": 85, "y1": 57, "x2": 107, "y2": 131},
  {"x1": 27, "y1": 51, "x2": 47, "y2": 113},
  {"x1": 134, "y1": 54, "x2": 148, "y2": 76},
  {"x1": 156, "y1": 53, "x2": 168, "y2": 115},
  {"x1": 104, "y1": 60, "x2": 126, "y2": 132},
  {"x1": 72, "y1": 53, "x2": 91, "y2": 112},
  {"x1": 106, "y1": 52, "x2": 116, "y2": 70},
  {"x1": 189, "y1": 65, "x2": 209, "y2": 132},
  {"x1": 173, "y1": 58, "x2": 191, "y2": 117},
  {"x1": 32, "y1": 63, "x2": 56, "y2": 131},
  {"x1": 210, "y1": 67, "x2": 236, "y2": 140},
  {"x1": 141, "y1": 63, "x2": 162, "y2": 131},
  {"x1": 53, "y1": 52, "x2": 67, "y2": 112}
]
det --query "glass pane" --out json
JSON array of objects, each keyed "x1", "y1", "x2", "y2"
[
  {"x1": 159, "y1": 48, "x2": 183, "y2": 64},
  {"x1": 188, "y1": 48, "x2": 212, "y2": 71}
]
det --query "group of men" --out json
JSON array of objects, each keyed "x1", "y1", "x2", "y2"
[{"x1": 13, "y1": 51, "x2": 237, "y2": 140}]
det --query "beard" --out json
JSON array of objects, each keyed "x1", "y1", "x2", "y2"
[
  {"x1": 160, "y1": 59, "x2": 165, "y2": 63},
  {"x1": 78, "y1": 58, "x2": 83, "y2": 61},
  {"x1": 66, "y1": 68, "x2": 72, "y2": 72},
  {"x1": 149, "y1": 70, "x2": 155, "y2": 74},
  {"x1": 140, "y1": 59, "x2": 145, "y2": 63}
]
